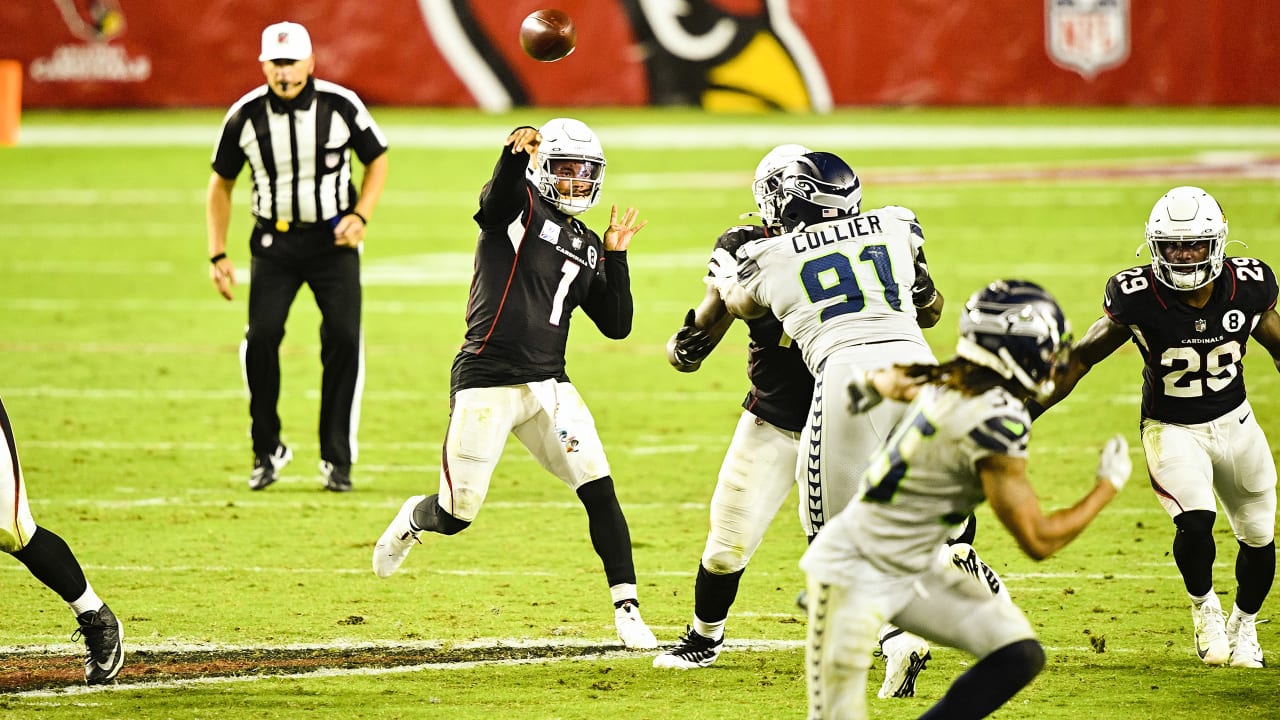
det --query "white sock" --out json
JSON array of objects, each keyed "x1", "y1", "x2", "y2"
[
  {"x1": 692, "y1": 617, "x2": 725, "y2": 641},
  {"x1": 1190, "y1": 590, "x2": 1218, "y2": 607},
  {"x1": 610, "y1": 583, "x2": 638, "y2": 607},
  {"x1": 1229, "y1": 604, "x2": 1256, "y2": 624},
  {"x1": 69, "y1": 584, "x2": 104, "y2": 617}
]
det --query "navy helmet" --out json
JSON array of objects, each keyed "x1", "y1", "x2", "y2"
[
  {"x1": 777, "y1": 151, "x2": 862, "y2": 232},
  {"x1": 956, "y1": 279, "x2": 1071, "y2": 399}
]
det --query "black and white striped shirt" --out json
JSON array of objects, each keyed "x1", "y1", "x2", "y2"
[{"x1": 211, "y1": 78, "x2": 388, "y2": 226}]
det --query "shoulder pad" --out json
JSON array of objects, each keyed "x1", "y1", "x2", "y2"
[{"x1": 875, "y1": 205, "x2": 918, "y2": 223}]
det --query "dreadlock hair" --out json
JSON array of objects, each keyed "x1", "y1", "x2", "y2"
[{"x1": 900, "y1": 357, "x2": 1028, "y2": 398}]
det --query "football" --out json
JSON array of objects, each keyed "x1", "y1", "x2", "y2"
[{"x1": 519, "y1": 9, "x2": 576, "y2": 62}]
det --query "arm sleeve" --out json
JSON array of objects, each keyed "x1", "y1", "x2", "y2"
[
  {"x1": 347, "y1": 95, "x2": 388, "y2": 165},
  {"x1": 581, "y1": 250, "x2": 634, "y2": 339},
  {"x1": 475, "y1": 127, "x2": 538, "y2": 228},
  {"x1": 210, "y1": 109, "x2": 247, "y2": 180}
]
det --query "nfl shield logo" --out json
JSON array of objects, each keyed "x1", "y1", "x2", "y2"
[
  {"x1": 1045, "y1": 0, "x2": 1130, "y2": 79},
  {"x1": 1195, "y1": 318, "x2": 1207, "y2": 333}
]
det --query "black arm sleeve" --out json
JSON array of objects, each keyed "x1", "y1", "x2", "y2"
[
  {"x1": 911, "y1": 247, "x2": 938, "y2": 307},
  {"x1": 582, "y1": 251, "x2": 634, "y2": 339},
  {"x1": 475, "y1": 126, "x2": 538, "y2": 227}
]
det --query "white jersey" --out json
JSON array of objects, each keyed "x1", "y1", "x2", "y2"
[
  {"x1": 802, "y1": 383, "x2": 1032, "y2": 581},
  {"x1": 736, "y1": 205, "x2": 931, "y2": 373}
]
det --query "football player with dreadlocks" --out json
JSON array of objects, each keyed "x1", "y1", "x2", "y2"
[
  {"x1": 372, "y1": 119, "x2": 657, "y2": 649},
  {"x1": 801, "y1": 279, "x2": 1131, "y2": 720},
  {"x1": 1037, "y1": 186, "x2": 1280, "y2": 669}
]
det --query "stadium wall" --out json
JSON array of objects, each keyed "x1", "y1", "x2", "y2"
[{"x1": 6, "y1": 0, "x2": 1277, "y2": 110}]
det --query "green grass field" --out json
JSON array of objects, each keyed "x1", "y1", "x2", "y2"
[{"x1": 1, "y1": 107, "x2": 1279, "y2": 719}]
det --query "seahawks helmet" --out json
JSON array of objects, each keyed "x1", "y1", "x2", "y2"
[
  {"x1": 534, "y1": 118, "x2": 606, "y2": 216},
  {"x1": 751, "y1": 143, "x2": 811, "y2": 231},
  {"x1": 777, "y1": 151, "x2": 862, "y2": 232},
  {"x1": 956, "y1": 280, "x2": 1071, "y2": 400},
  {"x1": 1144, "y1": 186, "x2": 1227, "y2": 290}
]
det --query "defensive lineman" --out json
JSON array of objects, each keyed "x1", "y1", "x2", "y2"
[
  {"x1": 708, "y1": 151, "x2": 946, "y2": 695},
  {"x1": 1038, "y1": 186, "x2": 1280, "y2": 668}
]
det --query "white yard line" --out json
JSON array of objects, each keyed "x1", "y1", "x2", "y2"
[{"x1": 15, "y1": 123, "x2": 1280, "y2": 149}]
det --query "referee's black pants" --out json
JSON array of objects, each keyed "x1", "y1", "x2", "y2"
[{"x1": 243, "y1": 224, "x2": 362, "y2": 469}]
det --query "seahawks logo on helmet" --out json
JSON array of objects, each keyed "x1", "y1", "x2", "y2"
[{"x1": 778, "y1": 152, "x2": 863, "y2": 232}]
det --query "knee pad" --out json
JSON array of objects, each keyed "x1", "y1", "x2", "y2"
[
  {"x1": 1174, "y1": 509, "x2": 1216, "y2": 540},
  {"x1": 702, "y1": 549, "x2": 748, "y2": 576}
]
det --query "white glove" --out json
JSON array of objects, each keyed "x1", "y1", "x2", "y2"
[
  {"x1": 1096, "y1": 434, "x2": 1131, "y2": 492},
  {"x1": 847, "y1": 369, "x2": 884, "y2": 414},
  {"x1": 703, "y1": 247, "x2": 741, "y2": 297}
]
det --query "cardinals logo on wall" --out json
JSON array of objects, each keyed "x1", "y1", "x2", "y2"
[
  {"x1": 421, "y1": 0, "x2": 830, "y2": 112},
  {"x1": 1045, "y1": 0, "x2": 1130, "y2": 80},
  {"x1": 31, "y1": 0, "x2": 150, "y2": 83}
]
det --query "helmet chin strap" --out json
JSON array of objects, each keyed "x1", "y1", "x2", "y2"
[{"x1": 956, "y1": 338, "x2": 1045, "y2": 398}]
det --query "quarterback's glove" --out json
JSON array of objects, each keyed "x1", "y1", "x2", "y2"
[
  {"x1": 704, "y1": 247, "x2": 740, "y2": 296},
  {"x1": 1096, "y1": 434, "x2": 1131, "y2": 492},
  {"x1": 668, "y1": 309, "x2": 715, "y2": 371},
  {"x1": 847, "y1": 369, "x2": 884, "y2": 414}
]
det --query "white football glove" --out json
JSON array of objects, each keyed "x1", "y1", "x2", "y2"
[
  {"x1": 703, "y1": 247, "x2": 740, "y2": 297},
  {"x1": 1096, "y1": 434, "x2": 1131, "y2": 492},
  {"x1": 846, "y1": 369, "x2": 884, "y2": 414}
]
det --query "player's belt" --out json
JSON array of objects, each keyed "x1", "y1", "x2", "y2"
[{"x1": 255, "y1": 218, "x2": 332, "y2": 233}]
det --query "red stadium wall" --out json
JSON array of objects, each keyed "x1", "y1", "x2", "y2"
[{"x1": 4, "y1": 0, "x2": 1277, "y2": 110}]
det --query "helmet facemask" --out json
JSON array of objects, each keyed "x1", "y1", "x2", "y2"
[
  {"x1": 534, "y1": 118, "x2": 606, "y2": 216},
  {"x1": 955, "y1": 281, "x2": 1071, "y2": 402},
  {"x1": 1144, "y1": 186, "x2": 1227, "y2": 291},
  {"x1": 751, "y1": 144, "x2": 810, "y2": 231}
]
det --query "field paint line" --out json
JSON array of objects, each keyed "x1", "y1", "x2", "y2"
[
  {"x1": 2, "y1": 637, "x2": 1144, "y2": 700},
  {"x1": 17, "y1": 123, "x2": 1280, "y2": 149}
]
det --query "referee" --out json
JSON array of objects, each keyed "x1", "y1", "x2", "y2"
[{"x1": 205, "y1": 21, "x2": 388, "y2": 492}]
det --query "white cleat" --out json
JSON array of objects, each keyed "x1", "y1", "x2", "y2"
[
  {"x1": 878, "y1": 630, "x2": 931, "y2": 699},
  {"x1": 372, "y1": 495, "x2": 426, "y2": 578},
  {"x1": 615, "y1": 601, "x2": 658, "y2": 650},
  {"x1": 1192, "y1": 597, "x2": 1231, "y2": 666},
  {"x1": 1227, "y1": 613, "x2": 1265, "y2": 668}
]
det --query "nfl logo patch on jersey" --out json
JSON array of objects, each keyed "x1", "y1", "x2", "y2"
[
  {"x1": 1194, "y1": 318, "x2": 1207, "y2": 333},
  {"x1": 539, "y1": 219, "x2": 561, "y2": 245}
]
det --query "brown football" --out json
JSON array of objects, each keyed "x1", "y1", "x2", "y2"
[{"x1": 519, "y1": 9, "x2": 576, "y2": 62}]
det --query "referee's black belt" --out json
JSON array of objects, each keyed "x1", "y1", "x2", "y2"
[{"x1": 255, "y1": 217, "x2": 333, "y2": 233}]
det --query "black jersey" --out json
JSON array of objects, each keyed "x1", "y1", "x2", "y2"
[
  {"x1": 1103, "y1": 258, "x2": 1278, "y2": 424},
  {"x1": 451, "y1": 132, "x2": 632, "y2": 394},
  {"x1": 714, "y1": 225, "x2": 814, "y2": 432}
]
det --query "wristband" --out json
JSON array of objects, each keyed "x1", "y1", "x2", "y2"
[
  {"x1": 210, "y1": 252, "x2": 227, "y2": 265},
  {"x1": 349, "y1": 211, "x2": 368, "y2": 225}
]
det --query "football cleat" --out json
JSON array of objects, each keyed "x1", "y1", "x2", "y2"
[
  {"x1": 1192, "y1": 596, "x2": 1231, "y2": 666},
  {"x1": 1227, "y1": 613, "x2": 1265, "y2": 668},
  {"x1": 614, "y1": 600, "x2": 658, "y2": 650},
  {"x1": 320, "y1": 461, "x2": 352, "y2": 492},
  {"x1": 73, "y1": 604, "x2": 124, "y2": 685},
  {"x1": 653, "y1": 626, "x2": 724, "y2": 669},
  {"x1": 372, "y1": 495, "x2": 426, "y2": 578},
  {"x1": 249, "y1": 444, "x2": 292, "y2": 491},
  {"x1": 878, "y1": 629, "x2": 931, "y2": 699}
]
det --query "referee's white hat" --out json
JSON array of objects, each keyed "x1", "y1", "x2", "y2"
[{"x1": 259, "y1": 21, "x2": 312, "y2": 62}]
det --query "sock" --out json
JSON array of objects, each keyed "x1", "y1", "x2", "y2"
[
  {"x1": 611, "y1": 583, "x2": 638, "y2": 608},
  {"x1": 578, "y1": 477, "x2": 638, "y2": 587},
  {"x1": 10, "y1": 526, "x2": 90, "y2": 603},
  {"x1": 70, "y1": 585, "x2": 104, "y2": 617},
  {"x1": 693, "y1": 617, "x2": 726, "y2": 642},
  {"x1": 1234, "y1": 540, "x2": 1276, "y2": 614},
  {"x1": 692, "y1": 564, "x2": 743, "y2": 637},
  {"x1": 1190, "y1": 589, "x2": 1217, "y2": 607}
]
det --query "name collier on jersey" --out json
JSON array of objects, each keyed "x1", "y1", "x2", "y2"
[{"x1": 792, "y1": 214, "x2": 882, "y2": 253}]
